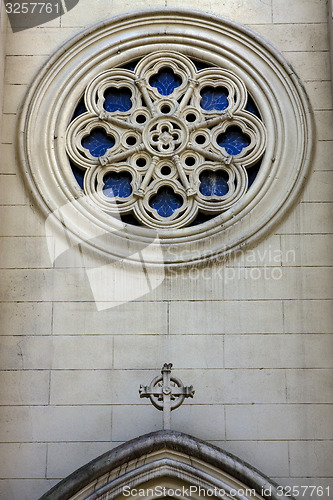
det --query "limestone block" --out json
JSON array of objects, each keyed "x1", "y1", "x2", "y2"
[
  {"x1": 226, "y1": 404, "x2": 333, "y2": 440},
  {"x1": 0, "y1": 206, "x2": 46, "y2": 236},
  {"x1": 0, "y1": 175, "x2": 29, "y2": 205},
  {"x1": 218, "y1": 440, "x2": 289, "y2": 477},
  {"x1": 60, "y1": 0, "x2": 167, "y2": 27},
  {"x1": 0, "y1": 443, "x2": 47, "y2": 478},
  {"x1": 286, "y1": 52, "x2": 331, "y2": 81},
  {"x1": 51, "y1": 336, "x2": 113, "y2": 369},
  {"x1": 173, "y1": 368, "x2": 286, "y2": 404},
  {"x1": 294, "y1": 268, "x2": 333, "y2": 300},
  {"x1": 281, "y1": 235, "x2": 333, "y2": 266},
  {"x1": 165, "y1": 269, "x2": 225, "y2": 300},
  {"x1": 0, "y1": 371, "x2": 49, "y2": 404},
  {"x1": 172, "y1": 404, "x2": 225, "y2": 441},
  {"x1": 0, "y1": 480, "x2": 58, "y2": 500},
  {"x1": 88, "y1": 369, "x2": 158, "y2": 405},
  {"x1": 2, "y1": 84, "x2": 27, "y2": 113},
  {"x1": 0, "y1": 336, "x2": 52, "y2": 369},
  {"x1": 113, "y1": 336, "x2": 169, "y2": 370},
  {"x1": 167, "y1": 0, "x2": 272, "y2": 24},
  {"x1": 1, "y1": 113, "x2": 15, "y2": 143},
  {"x1": 289, "y1": 441, "x2": 333, "y2": 476},
  {"x1": 53, "y1": 301, "x2": 168, "y2": 334},
  {"x1": 113, "y1": 334, "x2": 224, "y2": 369},
  {"x1": 52, "y1": 268, "x2": 96, "y2": 302},
  {"x1": 315, "y1": 111, "x2": 333, "y2": 141},
  {"x1": 8, "y1": 10, "x2": 61, "y2": 30},
  {"x1": 222, "y1": 267, "x2": 293, "y2": 300},
  {"x1": 227, "y1": 235, "x2": 282, "y2": 267},
  {"x1": 301, "y1": 171, "x2": 333, "y2": 202},
  {"x1": 252, "y1": 23, "x2": 329, "y2": 52},
  {"x1": 46, "y1": 442, "x2": 118, "y2": 479},
  {"x1": 273, "y1": 0, "x2": 328, "y2": 23},
  {"x1": 305, "y1": 81, "x2": 333, "y2": 110},
  {"x1": 0, "y1": 406, "x2": 112, "y2": 442},
  {"x1": 0, "y1": 143, "x2": 18, "y2": 173},
  {"x1": 0, "y1": 269, "x2": 56, "y2": 301},
  {"x1": 50, "y1": 370, "x2": 113, "y2": 405},
  {"x1": 273, "y1": 478, "x2": 333, "y2": 500},
  {"x1": 5, "y1": 55, "x2": 47, "y2": 84},
  {"x1": 284, "y1": 300, "x2": 333, "y2": 334},
  {"x1": 313, "y1": 141, "x2": 333, "y2": 170},
  {"x1": 5, "y1": 27, "x2": 79, "y2": 56},
  {"x1": 225, "y1": 334, "x2": 333, "y2": 368},
  {"x1": 169, "y1": 300, "x2": 284, "y2": 334},
  {"x1": 111, "y1": 404, "x2": 161, "y2": 441},
  {"x1": 52, "y1": 265, "x2": 170, "y2": 303},
  {"x1": 0, "y1": 237, "x2": 52, "y2": 268},
  {"x1": 223, "y1": 267, "x2": 333, "y2": 301},
  {"x1": 0, "y1": 303, "x2": 52, "y2": 335},
  {"x1": 286, "y1": 369, "x2": 333, "y2": 403},
  {"x1": 277, "y1": 203, "x2": 333, "y2": 234}
]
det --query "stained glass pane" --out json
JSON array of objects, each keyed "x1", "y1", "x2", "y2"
[
  {"x1": 72, "y1": 95, "x2": 87, "y2": 120},
  {"x1": 245, "y1": 93, "x2": 261, "y2": 118},
  {"x1": 199, "y1": 170, "x2": 229, "y2": 196},
  {"x1": 70, "y1": 162, "x2": 85, "y2": 189},
  {"x1": 121, "y1": 59, "x2": 141, "y2": 71},
  {"x1": 104, "y1": 87, "x2": 132, "y2": 112},
  {"x1": 189, "y1": 211, "x2": 216, "y2": 226},
  {"x1": 149, "y1": 68, "x2": 182, "y2": 96},
  {"x1": 191, "y1": 59, "x2": 212, "y2": 71},
  {"x1": 103, "y1": 171, "x2": 132, "y2": 198},
  {"x1": 200, "y1": 86, "x2": 229, "y2": 111},
  {"x1": 217, "y1": 126, "x2": 251, "y2": 155},
  {"x1": 150, "y1": 187, "x2": 183, "y2": 217},
  {"x1": 247, "y1": 161, "x2": 261, "y2": 188},
  {"x1": 81, "y1": 128, "x2": 115, "y2": 157}
]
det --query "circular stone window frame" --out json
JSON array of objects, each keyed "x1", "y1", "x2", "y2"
[{"x1": 19, "y1": 9, "x2": 314, "y2": 267}]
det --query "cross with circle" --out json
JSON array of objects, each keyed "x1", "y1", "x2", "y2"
[{"x1": 139, "y1": 363, "x2": 195, "y2": 430}]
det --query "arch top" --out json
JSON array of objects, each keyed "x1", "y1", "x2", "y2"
[{"x1": 38, "y1": 430, "x2": 292, "y2": 500}]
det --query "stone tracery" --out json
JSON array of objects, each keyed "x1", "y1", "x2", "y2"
[{"x1": 66, "y1": 51, "x2": 267, "y2": 229}]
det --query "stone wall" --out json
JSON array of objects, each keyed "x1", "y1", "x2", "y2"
[{"x1": 0, "y1": 1, "x2": 332, "y2": 499}]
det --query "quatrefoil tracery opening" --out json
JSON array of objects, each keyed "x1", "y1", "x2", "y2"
[{"x1": 66, "y1": 51, "x2": 267, "y2": 229}]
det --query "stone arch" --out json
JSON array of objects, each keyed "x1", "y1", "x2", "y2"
[{"x1": 39, "y1": 431, "x2": 290, "y2": 500}]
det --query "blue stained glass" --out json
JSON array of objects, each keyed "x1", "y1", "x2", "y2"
[
  {"x1": 189, "y1": 211, "x2": 216, "y2": 226},
  {"x1": 81, "y1": 128, "x2": 115, "y2": 157},
  {"x1": 149, "y1": 68, "x2": 182, "y2": 96},
  {"x1": 247, "y1": 161, "x2": 261, "y2": 188},
  {"x1": 192, "y1": 59, "x2": 211, "y2": 71},
  {"x1": 217, "y1": 126, "x2": 251, "y2": 155},
  {"x1": 200, "y1": 86, "x2": 229, "y2": 111},
  {"x1": 70, "y1": 162, "x2": 85, "y2": 189},
  {"x1": 72, "y1": 95, "x2": 87, "y2": 120},
  {"x1": 121, "y1": 59, "x2": 141, "y2": 71},
  {"x1": 245, "y1": 93, "x2": 261, "y2": 118},
  {"x1": 104, "y1": 87, "x2": 132, "y2": 112},
  {"x1": 103, "y1": 171, "x2": 132, "y2": 198},
  {"x1": 199, "y1": 170, "x2": 229, "y2": 197},
  {"x1": 150, "y1": 187, "x2": 183, "y2": 217}
]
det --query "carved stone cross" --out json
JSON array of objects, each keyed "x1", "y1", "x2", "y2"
[{"x1": 139, "y1": 363, "x2": 195, "y2": 430}]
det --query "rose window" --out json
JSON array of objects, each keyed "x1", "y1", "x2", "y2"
[
  {"x1": 66, "y1": 51, "x2": 267, "y2": 229},
  {"x1": 21, "y1": 11, "x2": 312, "y2": 265}
]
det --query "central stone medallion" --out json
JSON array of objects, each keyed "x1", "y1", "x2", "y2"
[{"x1": 143, "y1": 116, "x2": 188, "y2": 157}]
